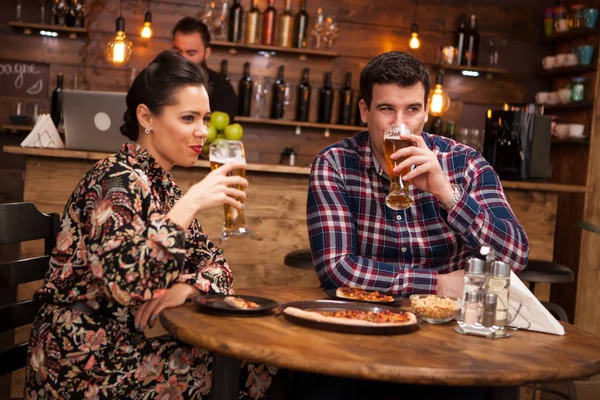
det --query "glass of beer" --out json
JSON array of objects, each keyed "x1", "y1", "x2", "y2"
[
  {"x1": 209, "y1": 140, "x2": 252, "y2": 239},
  {"x1": 384, "y1": 124, "x2": 415, "y2": 210}
]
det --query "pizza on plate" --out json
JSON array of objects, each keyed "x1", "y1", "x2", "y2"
[
  {"x1": 224, "y1": 296, "x2": 260, "y2": 309},
  {"x1": 335, "y1": 286, "x2": 395, "y2": 303},
  {"x1": 284, "y1": 307, "x2": 417, "y2": 327}
]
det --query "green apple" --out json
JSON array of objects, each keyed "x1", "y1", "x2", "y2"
[
  {"x1": 224, "y1": 123, "x2": 244, "y2": 141},
  {"x1": 210, "y1": 111, "x2": 230, "y2": 131},
  {"x1": 201, "y1": 144, "x2": 210, "y2": 157},
  {"x1": 206, "y1": 122, "x2": 217, "y2": 143},
  {"x1": 214, "y1": 133, "x2": 226, "y2": 142}
]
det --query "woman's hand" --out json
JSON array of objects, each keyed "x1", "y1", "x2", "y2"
[
  {"x1": 167, "y1": 161, "x2": 249, "y2": 229},
  {"x1": 134, "y1": 283, "x2": 200, "y2": 331}
]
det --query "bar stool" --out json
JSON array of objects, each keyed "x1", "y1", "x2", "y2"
[{"x1": 283, "y1": 248, "x2": 313, "y2": 270}]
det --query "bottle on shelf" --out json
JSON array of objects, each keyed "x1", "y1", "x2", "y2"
[
  {"x1": 355, "y1": 97, "x2": 366, "y2": 127},
  {"x1": 296, "y1": 67, "x2": 311, "y2": 122},
  {"x1": 65, "y1": 0, "x2": 75, "y2": 27},
  {"x1": 238, "y1": 62, "x2": 253, "y2": 117},
  {"x1": 337, "y1": 72, "x2": 354, "y2": 125},
  {"x1": 318, "y1": 72, "x2": 334, "y2": 124},
  {"x1": 262, "y1": 0, "x2": 277, "y2": 46},
  {"x1": 464, "y1": 14, "x2": 480, "y2": 67},
  {"x1": 51, "y1": 73, "x2": 64, "y2": 128},
  {"x1": 444, "y1": 120, "x2": 456, "y2": 139},
  {"x1": 278, "y1": 0, "x2": 294, "y2": 47},
  {"x1": 246, "y1": 0, "x2": 261, "y2": 45},
  {"x1": 228, "y1": 0, "x2": 244, "y2": 43},
  {"x1": 430, "y1": 116, "x2": 443, "y2": 135},
  {"x1": 456, "y1": 14, "x2": 467, "y2": 66},
  {"x1": 220, "y1": 59, "x2": 230, "y2": 82},
  {"x1": 293, "y1": 0, "x2": 309, "y2": 49},
  {"x1": 271, "y1": 65, "x2": 286, "y2": 119}
]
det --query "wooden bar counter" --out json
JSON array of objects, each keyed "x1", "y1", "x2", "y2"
[{"x1": 3, "y1": 145, "x2": 593, "y2": 290}]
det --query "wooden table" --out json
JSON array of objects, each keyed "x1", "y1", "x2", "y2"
[{"x1": 160, "y1": 287, "x2": 600, "y2": 400}]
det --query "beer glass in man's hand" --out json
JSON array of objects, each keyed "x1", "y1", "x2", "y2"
[
  {"x1": 384, "y1": 124, "x2": 415, "y2": 210},
  {"x1": 209, "y1": 140, "x2": 252, "y2": 239}
]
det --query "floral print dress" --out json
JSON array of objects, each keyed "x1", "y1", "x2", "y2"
[{"x1": 25, "y1": 144, "x2": 276, "y2": 399}]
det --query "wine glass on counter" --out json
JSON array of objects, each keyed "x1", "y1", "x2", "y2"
[
  {"x1": 323, "y1": 16, "x2": 339, "y2": 49},
  {"x1": 310, "y1": 8, "x2": 325, "y2": 48}
]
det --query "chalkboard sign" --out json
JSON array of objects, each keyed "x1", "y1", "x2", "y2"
[{"x1": 0, "y1": 60, "x2": 50, "y2": 99}]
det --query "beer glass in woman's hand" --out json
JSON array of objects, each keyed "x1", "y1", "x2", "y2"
[
  {"x1": 209, "y1": 140, "x2": 252, "y2": 239},
  {"x1": 384, "y1": 124, "x2": 415, "y2": 210}
]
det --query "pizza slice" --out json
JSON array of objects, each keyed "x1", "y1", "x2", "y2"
[
  {"x1": 335, "y1": 286, "x2": 395, "y2": 303},
  {"x1": 284, "y1": 307, "x2": 417, "y2": 327},
  {"x1": 224, "y1": 296, "x2": 260, "y2": 309}
]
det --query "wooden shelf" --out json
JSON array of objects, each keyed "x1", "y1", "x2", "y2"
[
  {"x1": 2, "y1": 124, "x2": 64, "y2": 134},
  {"x1": 211, "y1": 40, "x2": 339, "y2": 58},
  {"x1": 8, "y1": 21, "x2": 87, "y2": 38},
  {"x1": 539, "y1": 65, "x2": 597, "y2": 76},
  {"x1": 552, "y1": 137, "x2": 590, "y2": 145},
  {"x1": 543, "y1": 101, "x2": 594, "y2": 111},
  {"x1": 235, "y1": 116, "x2": 363, "y2": 132},
  {"x1": 540, "y1": 28, "x2": 600, "y2": 44},
  {"x1": 436, "y1": 64, "x2": 509, "y2": 75}
]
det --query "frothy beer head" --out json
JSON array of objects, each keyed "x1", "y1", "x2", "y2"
[
  {"x1": 384, "y1": 123, "x2": 413, "y2": 139},
  {"x1": 209, "y1": 140, "x2": 246, "y2": 164}
]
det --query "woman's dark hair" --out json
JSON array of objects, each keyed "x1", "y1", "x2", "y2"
[
  {"x1": 120, "y1": 50, "x2": 209, "y2": 140},
  {"x1": 359, "y1": 51, "x2": 431, "y2": 109}
]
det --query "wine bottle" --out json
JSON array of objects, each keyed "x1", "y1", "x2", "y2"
[
  {"x1": 337, "y1": 72, "x2": 353, "y2": 125},
  {"x1": 228, "y1": 0, "x2": 244, "y2": 43},
  {"x1": 246, "y1": 0, "x2": 260, "y2": 45},
  {"x1": 271, "y1": 65, "x2": 286, "y2": 119},
  {"x1": 456, "y1": 14, "x2": 467, "y2": 66},
  {"x1": 65, "y1": 0, "x2": 75, "y2": 27},
  {"x1": 293, "y1": 0, "x2": 309, "y2": 48},
  {"x1": 238, "y1": 62, "x2": 253, "y2": 117},
  {"x1": 51, "y1": 73, "x2": 64, "y2": 128},
  {"x1": 464, "y1": 14, "x2": 480, "y2": 66},
  {"x1": 318, "y1": 72, "x2": 333, "y2": 124},
  {"x1": 262, "y1": 0, "x2": 277, "y2": 46},
  {"x1": 278, "y1": 0, "x2": 294, "y2": 47},
  {"x1": 296, "y1": 67, "x2": 311, "y2": 122},
  {"x1": 220, "y1": 59, "x2": 230, "y2": 82}
]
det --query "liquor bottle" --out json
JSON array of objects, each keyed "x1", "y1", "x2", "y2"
[
  {"x1": 278, "y1": 0, "x2": 294, "y2": 47},
  {"x1": 51, "y1": 73, "x2": 64, "y2": 128},
  {"x1": 354, "y1": 97, "x2": 366, "y2": 126},
  {"x1": 318, "y1": 72, "x2": 333, "y2": 124},
  {"x1": 293, "y1": 0, "x2": 309, "y2": 48},
  {"x1": 238, "y1": 62, "x2": 253, "y2": 117},
  {"x1": 430, "y1": 116, "x2": 443, "y2": 135},
  {"x1": 65, "y1": 0, "x2": 75, "y2": 27},
  {"x1": 262, "y1": 0, "x2": 277, "y2": 46},
  {"x1": 246, "y1": 0, "x2": 260, "y2": 45},
  {"x1": 296, "y1": 67, "x2": 311, "y2": 121},
  {"x1": 220, "y1": 59, "x2": 230, "y2": 82},
  {"x1": 464, "y1": 14, "x2": 480, "y2": 66},
  {"x1": 337, "y1": 72, "x2": 354, "y2": 125},
  {"x1": 228, "y1": 0, "x2": 244, "y2": 43},
  {"x1": 456, "y1": 14, "x2": 467, "y2": 66},
  {"x1": 271, "y1": 65, "x2": 286, "y2": 119}
]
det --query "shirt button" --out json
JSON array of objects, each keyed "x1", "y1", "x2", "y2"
[
  {"x1": 396, "y1": 215, "x2": 402, "y2": 221},
  {"x1": 401, "y1": 247, "x2": 407, "y2": 253}
]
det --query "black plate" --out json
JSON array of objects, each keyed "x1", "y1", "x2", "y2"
[
  {"x1": 325, "y1": 288, "x2": 403, "y2": 304},
  {"x1": 280, "y1": 300, "x2": 419, "y2": 335},
  {"x1": 193, "y1": 294, "x2": 279, "y2": 315}
]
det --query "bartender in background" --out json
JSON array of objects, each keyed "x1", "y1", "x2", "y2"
[{"x1": 172, "y1": 17, "x2": 237, "y2": 119}]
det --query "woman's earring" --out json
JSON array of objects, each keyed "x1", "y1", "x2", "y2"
[{"x1": 144, "y1": 127, "x2": 151, "y2": 134}]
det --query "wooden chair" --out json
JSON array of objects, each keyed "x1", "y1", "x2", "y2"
[
  {"x1": 283, "y1": 248, "x2": 314, "y2": 270},
  {"x1": 0, "y1": 202, "x2": 60, "y2": 376}
]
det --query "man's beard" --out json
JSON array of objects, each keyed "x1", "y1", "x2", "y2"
[{"x1": 199, "y1": 61, "x2": 208, "y2": 70}]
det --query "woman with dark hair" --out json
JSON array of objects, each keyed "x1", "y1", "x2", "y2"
[{"x1": 24, "y1": 50, "x2": 276, "y2": 399}]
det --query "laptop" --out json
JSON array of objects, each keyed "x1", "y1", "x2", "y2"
[{"x1": 63, "y1": 90, "x2": 131, "y2": 152}]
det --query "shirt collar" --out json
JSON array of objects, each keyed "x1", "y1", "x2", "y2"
[{"x1": 120, "y1": 143, "x2": 168, "y2": 181}]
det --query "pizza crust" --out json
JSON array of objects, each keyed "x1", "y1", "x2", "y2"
[
  {"x1": 335, "y1": 287, "x2": 395, "y2": 303},
  {"x1": 224, "y1": 296, "x2": 260, "y2": 309},
  {"x1": 283, "y1": 307, "x2": 417, "y2": 327}
]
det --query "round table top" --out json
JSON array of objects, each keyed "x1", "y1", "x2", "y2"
[{"x1": 160, "y1": 287, "x2": 600, "y2": 386}]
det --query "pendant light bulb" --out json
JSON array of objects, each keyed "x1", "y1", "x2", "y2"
[
  {"x1": 428, "y1": 73, "x2": 451, "y2": 116},
  {"x1": 141, "y1": 11, "x2": 153, "y2": 39},
  {"x1": 409, "y1": 24, "x2": 421, "y2": 49},
  {"x1": 105, "y1": 16, "x2": 133, "y2": 66}
]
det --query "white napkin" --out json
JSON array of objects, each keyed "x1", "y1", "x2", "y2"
[
  {"x1": 20, "y1": 114, "x2": 64, "y2": 149},
  {"x1": 509, "y1": 271, "x2": 565, "y2": 335}
]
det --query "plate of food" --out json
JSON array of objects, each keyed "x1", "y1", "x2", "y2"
[
  {"x1": 280, "y1": 300, "x2": 419, "y2": 334},
  {"x1": 193, "y1": 294, "x2": 279, "y2": 315},
  {"x1": 325, "y1": 286, "x2": 403, "y2": 304}
]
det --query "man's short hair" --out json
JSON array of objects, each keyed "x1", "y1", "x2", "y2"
[
  {"x1": 360, "y1": 51, "x2": 431, "y2": 108},
  {"x1": 172, "y1": 17, "x2": 211, "y2": 48}
]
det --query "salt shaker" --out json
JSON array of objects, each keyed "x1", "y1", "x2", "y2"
[
  {"x1": 459, "y1": 257, "x2": 486, "y2": 321},
  {"x1": 464, "y1": 291, "x2": 480, "y2": 325}
]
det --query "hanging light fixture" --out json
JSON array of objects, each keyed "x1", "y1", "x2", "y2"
[
  {"x1": 140, "y1": 0, "x2": 153, "y2": 39},
  {"x1": 105, "y1": 0, "x2": 133, "y2": 66},
  {"x1": 408, "y1": 0, "x2": 421, "y2": 49},
  {"x1": 428, "y1": 71, "x2": 451, "y2": 116}
]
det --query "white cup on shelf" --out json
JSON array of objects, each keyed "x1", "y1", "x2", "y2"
[
  {"x1": 555, "y1": 53, "x2": 568, "y2": 67},
  {"x1": 557, "y1": 88, "x2": 572, "y2": 103},
  {"x1": 568, "y1": 124, "x2": 585, "y2": 138},
  {"x1": 535, "y1": 92, "x2": 549, "y2": 104},
  {"x1": 555, "y1": 124, "x2": 570, "y2": 139},
  {"x1": 542, "y1": 56, "x2": 557, "y2": 69}
]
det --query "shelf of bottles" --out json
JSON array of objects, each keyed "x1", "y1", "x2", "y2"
[
  {"x1": 437, "y1": 64, "x2": 509, "y2": 75},
  {"x1": 543, "y1": 101, "x2": 594, "y2": 111},
  {"x1": 538, "y1": 65, "x2": 597, "y2": 76},
  {"x1": 551, "y1": 137, "x2": 590, "y2": 145},
  {"x1": 211, "y1": 40, "x2": 338, "y2": 58},
  {"x1": 8, "y1": 21, "x2": 87, "y2": 38},
  {"x1": 540, "y1": 28, "x2": 600, "y2": 44},
  {"x1": 236, "y1": 117, "x2": 362, "y2": 132}
]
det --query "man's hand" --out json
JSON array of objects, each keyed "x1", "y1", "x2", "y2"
[
  {"x1": 134, "y1": 283, "x2": 200, "y2": 331},
  {"x1": 391, "y1": 133, "x2": 454, "y2": 204},
  {"x1": 436, "y1": 269, "x2": 464, "y2": 298}
]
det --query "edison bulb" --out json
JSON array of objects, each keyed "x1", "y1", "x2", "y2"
[
  {"x1": 428, "y1": 84, "x2": 451, "y2": 116},
  {"x1": 105, "y1": 31, "x2": 133, "y2": 66},
  {"x1": 409, "y1": 32, "x2": 421, "y2": 49},
  {"x1": 141, "y1": 22, "x2": 153, "y2": 39}
]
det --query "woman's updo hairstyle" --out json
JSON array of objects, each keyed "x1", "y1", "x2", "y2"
[{"x1": 120, "y1": 50, "x2": 209, "y2": 140}]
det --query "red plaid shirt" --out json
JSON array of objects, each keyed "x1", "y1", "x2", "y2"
[{"x1": 307, "y1": 131, "x2": 528, "y2": 295}]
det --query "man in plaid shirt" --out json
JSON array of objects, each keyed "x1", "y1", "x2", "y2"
[{"x1": 307, "y1": 51, "x2": 528, "y2": 299}]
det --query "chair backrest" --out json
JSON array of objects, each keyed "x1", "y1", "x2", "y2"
[{"x1": 0, "y1": 202, "x2": 60, "y2": 375}]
